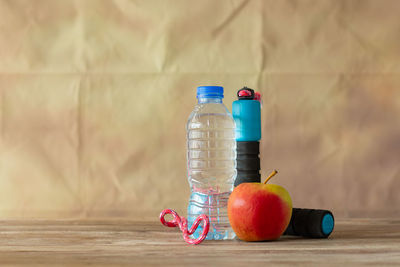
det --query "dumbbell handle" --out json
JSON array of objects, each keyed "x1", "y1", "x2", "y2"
[{"x1": 284, "y1": 208, "x2": 334, "y2": 238}]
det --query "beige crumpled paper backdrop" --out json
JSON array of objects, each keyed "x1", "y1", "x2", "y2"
[{"x1": 0, "y1": 0, "x2": 399, "y2": 219}]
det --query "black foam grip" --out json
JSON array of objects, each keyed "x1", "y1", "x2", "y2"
[
  {"x1": 236, "y1": 170, "x2": 261, "y2": 177},
  {"x1": 237, "y1": 141, "x2": 259, "y2": 155},
  {"x1": 284, "y1": 208, "x2": 334, "y2": 238},
  {"x1": 236, "y1": 173, "x2": 261, "y2": 181},
  {"x1": 235, "y1": 141, "x2": 260, "y2": 186},
  {"x1": 235, "y1": 170, "x2": 261, "y2": 186},
  {"x1": 234, "y1": 175, "x2": 261, "y2": 186},
  {"x1": 237, "y1": 157, "x2": 260, "y2": 170}
]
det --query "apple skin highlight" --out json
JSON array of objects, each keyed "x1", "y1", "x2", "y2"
[{"x1": 228, "y1": 183, "x2": 292, "y2": 241}]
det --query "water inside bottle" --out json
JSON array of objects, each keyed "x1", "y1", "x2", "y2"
[{"x1": 187, "y1": 109, "x2": 237, "y2": 240}]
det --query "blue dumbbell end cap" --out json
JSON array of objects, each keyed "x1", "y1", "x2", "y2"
[{"x1": 322, "y1": 213, "x2": 334, "y2": 235}]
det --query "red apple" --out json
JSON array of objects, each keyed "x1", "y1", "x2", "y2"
[{"x1": 228, "y1": 170, "x2": 292, "y2": 241}]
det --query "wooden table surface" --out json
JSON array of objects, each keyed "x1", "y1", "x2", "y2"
[{"x1": 0, "y1": 219, "x2": 399, "y2": 266}]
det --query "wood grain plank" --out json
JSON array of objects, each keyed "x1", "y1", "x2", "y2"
[{"x1": 0, "y1": 219, "x2": 398, "y2": 266}]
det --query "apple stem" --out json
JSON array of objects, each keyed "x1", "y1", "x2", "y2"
[{"x1": 263, "y1": 170, "x2": 278, "y2": 184}]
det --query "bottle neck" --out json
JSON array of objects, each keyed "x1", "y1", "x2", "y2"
[{"x1": 198, "y1": 97, "x2": 223, "y2": 104}]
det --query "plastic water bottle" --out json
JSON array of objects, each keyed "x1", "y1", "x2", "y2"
[{"x1": 187, "y1": 86, "x2": 237, "y2": 240}]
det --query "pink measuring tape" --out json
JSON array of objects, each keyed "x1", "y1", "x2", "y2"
[{"x1": 159, "y1": 209, "x2": 210, "y2": 245}]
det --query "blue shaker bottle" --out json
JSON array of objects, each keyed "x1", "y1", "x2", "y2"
[{"x1": 232, "y1": 87, "x2": 262, "y2": 186}]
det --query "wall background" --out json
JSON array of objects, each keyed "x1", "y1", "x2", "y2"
[{"x1": 0, "y1": 0, "x2": 399, "y2": 219}]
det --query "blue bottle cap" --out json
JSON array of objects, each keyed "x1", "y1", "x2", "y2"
[
  {"x1": 197, "y1": 86, "x2": 224, "y2": 99},
  {"x1": 321, "y1": 213, "x2": 334, "y2": 235}
]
